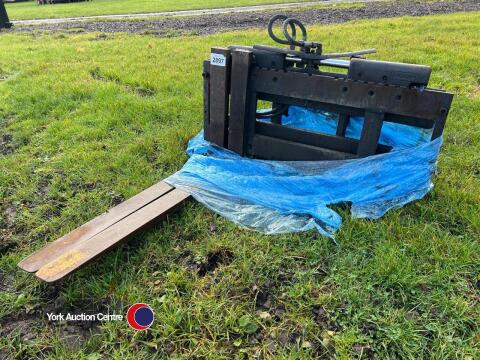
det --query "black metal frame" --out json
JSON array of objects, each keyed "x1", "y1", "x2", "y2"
[{"x1": 203, "y1": 18, "x2": 453, "y2": 161}]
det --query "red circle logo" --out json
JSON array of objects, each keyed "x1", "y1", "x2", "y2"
[{"x1": 126, "y1": 303, "x2": 154, "y2": 330}]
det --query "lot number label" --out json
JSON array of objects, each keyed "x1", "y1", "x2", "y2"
[{"x1": 211, "y1": 53, "x2": 226, "y2": 67}]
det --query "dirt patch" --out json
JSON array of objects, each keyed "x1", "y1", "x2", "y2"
[
  {"x1": 36, "y1": 174, "x2": 53, "y2": 198},
  {"x1": 8, "y1": 1, "x2": 480, "y2": 36},
  {"x1": 180, "y1": 248, "x2": 234, "y2": 276},
  {"x1": 251, "y1": 279, "x2": 289, "y2": 323},
  {"x1": 209, "y1": 222, "x2": 217, "y2": 233},
  {"x1": 360, "y1": 321, "x2": 378, "y2": 336},
  {"x1": 0, "y1": 314, "x2": 42, "y2": 343},
  {"x1": 352, "y1": 344, "x2": 375, "y2": 359},
  {"x1": 0, "y1": 270, "x2": 15, "y2": 292},
  {"x1": 0, "y1": 238, "x2": 17, "y2": 255},
  {"x1": 0, "y1": 202, "x2": 18, "y2": 252},
  {"x1": 0, "y1": 283, "x2": 106, "y2": 352},
  {"x1": 275, "y1": 329, "x2": 302, "y2": 347},
  {"x1": 265, "y1": 324, "x2": 332, "y2": 356},
  {"x1": 2, "y1": 203, "x2": 16, "y2": 228},
  {"x1": 465, "y1": 275, "x2": 480, "y2": 305},
  {"x1": 256, "y1": 298, "x2": 286, "y2": 321},
  {"x1": 0, "y1": 309, "x2": 97, "y2": 357},
  {"x1": 312, "y1": 304, "x2": 341, "y2": 331},
  {"x1": 109, "y1": 191, "x2": 125, "y2": 206},
  {"x1": 197, "y1": 248, "x2": 234, "y2": 276},
  {"x1": 0, "y1": 133, "x2": 15, "y2": 155}
]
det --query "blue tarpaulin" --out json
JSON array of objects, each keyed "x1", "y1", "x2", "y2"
[{"x1": 166, "y1": 107, "x2": 441, "y2": 238}]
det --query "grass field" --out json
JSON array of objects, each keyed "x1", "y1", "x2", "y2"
[
  {"x1": 0, "y1": 11, "x2": 479, "y2": 359},
  {"x1": 5, "y1": 0, "x2": 316, "y2": 21}
]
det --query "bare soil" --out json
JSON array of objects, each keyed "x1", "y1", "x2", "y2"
[{"x1": 6, "y1": 0, "x2": 480, "y2": 36}]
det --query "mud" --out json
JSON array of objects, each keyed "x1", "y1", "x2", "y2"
[
  {"x1": 312, "y1": 304, "x2": 341, "y2": 331},
  {"x1": 0, "y1": 133, "x2": 14, "y2": 155},
  {"x1": 0, "y1": 270, "x2": 15, "y2": 292},
  {"x1": 197, "y1": 248, "x2": 234, "y2": 276},
  {"x1": 352, "y1": 344, "x2": 375, "y2": 359},
  {"x1": 0, "y1": 285, "x2": 107, "y2": 356},
  {"x1": 0, "y1": 239, "x2": 16, "y2": 254},
  {"x1": 6, "y1": 1, "x2": 480, "y2": 36},
  {"x1": 109, "y1": 192, "x2": 125, "y2": 206},
  {"x1": 178, "y1": 247, "x2": 234, "y2": 276}
]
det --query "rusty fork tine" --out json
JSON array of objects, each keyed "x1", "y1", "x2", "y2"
[
  {"x1": 35, "y1": 189, "x2": 191, "y2": 282},
  {"x1": 18, "y1": 181, "x2": 174, "y2": 273}
]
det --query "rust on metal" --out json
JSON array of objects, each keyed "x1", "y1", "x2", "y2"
[
  {"x1": 19, "y1": 181, "x2": 173, "y2": 273},
  {"x1": 36, "y1": 250, "x2": 89, "y2": 280},
  {"x1": 31, "y1": 188, "x2": 191, "y2": 282}
]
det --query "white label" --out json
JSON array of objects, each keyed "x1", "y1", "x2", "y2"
[{"x1": 210, "y1": 53, "x2": 226, "y2": 67}]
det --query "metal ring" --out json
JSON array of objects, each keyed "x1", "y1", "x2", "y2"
[
  {"x1": 256, "y1": 104, "x2": 289, "y2": 119},
  {"x1": 282, "y1": 18, "x2": 307, "y2": 48},
  {"x1": 268, "y1": 14, "x2": 296, "y2": 46}
]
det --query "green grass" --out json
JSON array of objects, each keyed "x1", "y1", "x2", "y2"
[
  {"x1": 0, "y1": 11, "x2": 479, "y2": 359},
  {"x1": 6, "y1": 0, "x2": 315, "y2": 21}
]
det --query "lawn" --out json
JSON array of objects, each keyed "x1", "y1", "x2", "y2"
[
  {"x1": 5, "y1": 0, "x2": 315, "y2": 21},
  {"x1": 0, "y1": 11, "x2": 479, "y2": 359}
]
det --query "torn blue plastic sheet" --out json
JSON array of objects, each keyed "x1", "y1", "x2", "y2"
[{"x1": 166, "y1": 107, "x2": 441, "y2": 238}]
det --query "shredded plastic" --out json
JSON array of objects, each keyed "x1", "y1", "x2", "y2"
[{"x1": 166, "y1": 106, "x2": 441, "y2": 238}]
